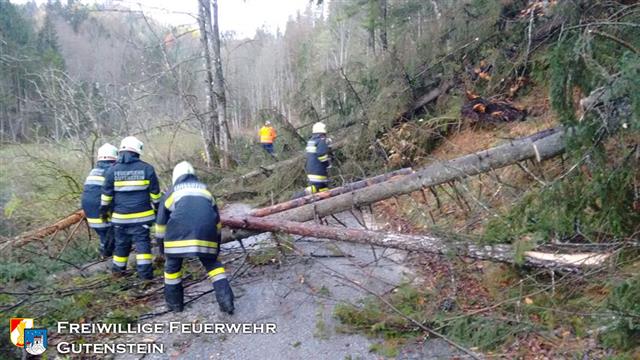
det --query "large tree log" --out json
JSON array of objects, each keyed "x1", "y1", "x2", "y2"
[
  {"x1": 223, "y1": 215, "x2": 610, "y2": 271},
  {"x1": 221, "y1": 127, "x2": 566, "y2": 242},
  {"x1": 249, "y1": 167, "x2": 414, "y2": 217}
]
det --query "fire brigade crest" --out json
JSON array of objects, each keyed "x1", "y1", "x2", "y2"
[
  {"x1": 9, "y1": 318, "x2": 33, "y2": 347},
  {"x1": 24, "y1": 328, "x2": 48, "y2": 355}
]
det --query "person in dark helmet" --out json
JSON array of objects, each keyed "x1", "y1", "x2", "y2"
[
  {"x1": 81, "y1": 143, "x2": 118, "y2": 259},
  {"x1": 100, "y1": 136, "x2": 161, "y2": 279},
  {"x1": 155, "y1": 161, "x2": 234, "y2": 314}
]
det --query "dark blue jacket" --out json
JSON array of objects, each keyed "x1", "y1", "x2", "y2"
[
  {"x1": 155, "y1": 174, "x2": 221, "y2": 258},
  {"x1": 101, "y1": 151, "x2": 161, "y2": 225},
  {"x1": 305, "y1": 134, "x2": 331, "y2": 182},
  {"x1": 81, "y1": 160, "x2": 115, "y2": 228}
]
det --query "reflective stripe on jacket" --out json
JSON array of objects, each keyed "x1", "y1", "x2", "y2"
[
  {"x1": 101, "y1": 151, "x2": 161, "y2": 225},
  {"x1": 155, "y1": 174, "x2": 221, "y2": 258},
  {"x1": 259, "y1": 126, "x2": 276, "y2": 144},
  {"x1": 305, "y1": 134, "x2": 330, "y2": 181},
  {"x1": 81, "y1": 160, "x2": 114, "y2": 228}
]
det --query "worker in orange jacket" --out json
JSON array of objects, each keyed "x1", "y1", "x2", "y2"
[{"x1": 258, "y1": 121, "x2": 277, "y2": 155}]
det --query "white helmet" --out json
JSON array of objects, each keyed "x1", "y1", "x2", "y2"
[
  {"x1": 172, "y1": 161, "x2": 195, "y2": 184},
  {"x1": 97, "y1": 143, "x2": 118, "y2": 161},
  {"x1": 265, "y1": 121, "x2": 272, "y2": 126},
  {"x1": 119, "y1": 136, "x2": 144, "y2": 154},
  {"x1": 312, "y1": 122, "x2": 327, "y2": 134}
]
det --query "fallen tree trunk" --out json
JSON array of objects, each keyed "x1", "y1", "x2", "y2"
[
  {"x1": 5, "y1": 128, "x2": 567, "y2": 250},
  {"x1": 221, "y1": 127, "x2": 566, "y2": 242},
  {"x1": 250, "y1": 167, "x2": 414, "y2": 217},
  {"x1": 223, "y1": 215, "x2": 610, "y2": 271},
  {"x1": 0, "y1": 210, "x2": 85, "y2": 251},
  {"x1": 398, "y1": 80, "x2": 454, "y2": 122}
]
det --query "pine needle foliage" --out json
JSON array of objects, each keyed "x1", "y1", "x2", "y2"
[{"x1": 484, "y1": 1, "x2": 640, "y2": 244}]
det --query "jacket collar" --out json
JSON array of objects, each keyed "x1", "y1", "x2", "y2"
[
  {"x1": 174, "y1": 173, "x2": 198, "y2": 186},
  {"x1": 96, "y1": 160, "x2": 115, "y2": 169},
  {"x1": 118, "y1": 151, "x2": 140, "y2": 164}
]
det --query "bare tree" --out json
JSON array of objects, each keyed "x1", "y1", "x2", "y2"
[
  {"x1": 210, "y1": 0, "x2": 230, "y2": 168},
  {"x1": 197, "y1": 0, "x2": 218, "y2": 167}
]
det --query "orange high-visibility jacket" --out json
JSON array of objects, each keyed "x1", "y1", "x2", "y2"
[{"x1": 259, "y1": 126, "x2": 276, "y2": 144}]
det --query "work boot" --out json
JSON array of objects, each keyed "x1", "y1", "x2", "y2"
[
  {"x1": 168, "y1": 303, "x2": 184, "y2": 313},
  {"x1": 165, "y1": 284, "x2": 184, "y2": 312},
  {"x1": 213, "y1": 278, "x2": 235, "y2": 315},
  {"x1": 111, "y1": 264, "x2": 127, "y2": 277}
]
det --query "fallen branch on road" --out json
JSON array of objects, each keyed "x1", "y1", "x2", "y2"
[{"x1": 222, "y1": 215, "x2": 611, "y2": 271}]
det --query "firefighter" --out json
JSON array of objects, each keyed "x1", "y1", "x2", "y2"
[
  {"x1": 81, "y1": 143, "x2": 118, "y2": 259},
  {"x1": 100, "y1": 136, "x2": 161, "y2": 280},
  {"x1": 304, "y1": 122, "x2": 331, "y2": 194},
  {"x1": 258, "y1": 120, "x2": 277, "y2": 155},
  {"x1": 155, "y1": 161, "x2": 234, "y2": 314}
]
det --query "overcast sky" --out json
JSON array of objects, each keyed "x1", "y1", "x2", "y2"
[{"x1": 12, "y1": 0, "x2": 317, "y2": 38}]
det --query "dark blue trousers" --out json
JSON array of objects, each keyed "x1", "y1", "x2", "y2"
[
  {"x1": 164, "y1": 256, "x2": 234, "y2": 313},
  {"x1": 112, "y1": 224, "x2": 153, "y2": 280},
  {"x1": 94, "y1": 227, "x2": 115, "y2": 257},
  {"x1": 261, "y1": 143, "x2": 274, "y2": 154}
]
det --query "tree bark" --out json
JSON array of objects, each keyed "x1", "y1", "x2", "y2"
[
  {"x1": 222, "y1": 215, "x2": 610, "y2": 271},
  {"x1": 250, "y1": 167, "x2": 413, "y2": 217},
  {"x1": 378, "y1": 0, "x2": 388, "y2": 51},
  {"x1": 210, "y1": 0, "x2": 231, "y2": 168},
  {"x1": 221, "y1": 128, "x2": 566, "y2": 242},
  {"x1": 197, "y1": 0, "x2": 217, "y2": 166}
]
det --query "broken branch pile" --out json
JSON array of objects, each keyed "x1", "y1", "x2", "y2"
[{"x1": 462, "y1": 92, "x2": 527, "y2": 123}]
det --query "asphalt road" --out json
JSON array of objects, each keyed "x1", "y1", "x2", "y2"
[{"x1": 113, "y1": 211, "x2": 459, "y2": 360}]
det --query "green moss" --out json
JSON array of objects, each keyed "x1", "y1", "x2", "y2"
[
  {"x1": 248, "y1": 246, "x2": 281, "y2": 266},
  {"x1": 368, "y1": 340, "x2": 399, "y2": 357}
]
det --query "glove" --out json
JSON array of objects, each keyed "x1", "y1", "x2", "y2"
[{"x1": 99, "y1": 205, "x2": 110, "y2": 221}]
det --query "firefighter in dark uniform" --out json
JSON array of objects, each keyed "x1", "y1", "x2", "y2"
[
  {"x1": 81, "y1": 143, "x2": 118, "y2": 258},
  {"x1": 305, "y1": 122, "x2": 331, "y2": 194},
  {"x1": 155, "y1": 161, "x2": 235, "y2": 314},
  {"x1": 100, "y1": 136, "x2": 162, "y2": 279}
]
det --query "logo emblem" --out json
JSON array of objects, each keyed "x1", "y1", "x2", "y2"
[
  {"x1": 24, "y1": 328, "x2": 48, "y2": 355},
  {"x1": 9, "y1": 318, "x2": 33, "y2": 347}
]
